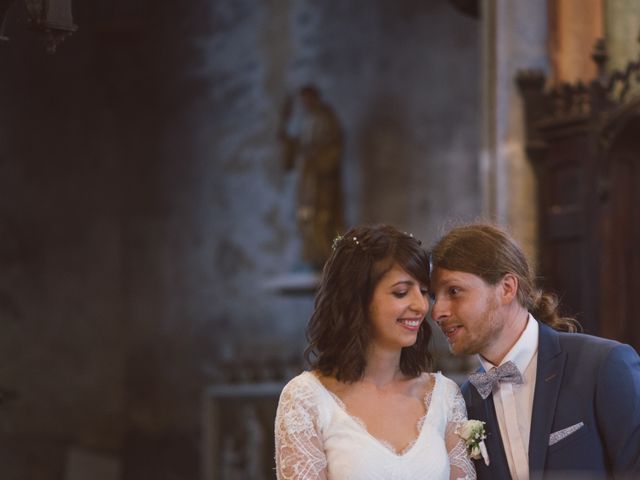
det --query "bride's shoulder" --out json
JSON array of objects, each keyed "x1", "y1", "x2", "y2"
[
  {"x1": 282, "y1": 370, "x2": 337, "y2": 398},
  {"x1": 276, "y1": 372, "x2": 330, "y2": 428},
  {"x1": 281, "y1": 370, "x2": 319, "y2": 395},
  {"x1": 415, "y1": 371, "x2": 436, "y2": 389},
  {"x1": 432, "y1": 371, "x2": 464, "y2": 396}
]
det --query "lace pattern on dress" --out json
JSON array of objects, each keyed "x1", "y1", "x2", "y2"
[
  {"x1": 275, "y1": 378, "x2": 328, "y2": 479},
  {"x1": 275, "y1": 372, "x2": 476, "y2": 480},
  {"x1": 327, "y1": 374, "x2": 435, "y2": 456},
  {"x1": 445, "y1": 388, "x2": 477, "y2": 480}
]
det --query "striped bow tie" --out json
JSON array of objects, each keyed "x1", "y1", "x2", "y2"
[{"x1": 469, "y1": 360, "x2": 523, "y2": 399}]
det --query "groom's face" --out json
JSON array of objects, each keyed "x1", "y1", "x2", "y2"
[{"x1": 430, "y1": 267, "x2": 505, "y2": 357}]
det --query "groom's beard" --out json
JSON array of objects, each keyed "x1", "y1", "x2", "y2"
[{"x1": 448, "y1": 294, "x2": 503, "y2": 357}]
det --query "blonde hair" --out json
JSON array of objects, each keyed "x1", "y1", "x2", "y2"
[{"x1": 429, "y1": 223, "x2": 579, "y2": 332}]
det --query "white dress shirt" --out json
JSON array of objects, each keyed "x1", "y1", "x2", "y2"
[{"x1": 479, "y1": 314, "x2": 539, "y2": 480}]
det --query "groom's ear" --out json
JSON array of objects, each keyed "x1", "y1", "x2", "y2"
[{"x1": 498, "y1": 273, "x2": 518, "y2": 305}]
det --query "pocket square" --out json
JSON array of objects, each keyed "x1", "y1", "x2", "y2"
[{"x1": 548, "y1": 422, "x2": 584, "y2": 446}]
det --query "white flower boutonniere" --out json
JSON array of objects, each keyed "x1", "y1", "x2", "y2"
[{"x1": 456, "y1": 419, "x2": 490, "y2": 466}]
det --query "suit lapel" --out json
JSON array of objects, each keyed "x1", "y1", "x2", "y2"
[
  {"x1": 464, "y1": 375, "x2": 511, "y2": 479},
  {"x1": 528, "y1": 323, "x2": 566, "y2": 474},
  {"x1": 483, "y1": 394, "x2": 511, "y2": 479}
]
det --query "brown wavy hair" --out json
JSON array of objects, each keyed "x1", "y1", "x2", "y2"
[
  {"x1": 428, "y1": 222, "x2": 579, "y2": 332},
  {"x1": 304, "y1": 224, "x2": 433, "y2": 383}
]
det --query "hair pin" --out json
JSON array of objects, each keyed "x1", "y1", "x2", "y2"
[{"x1": 331, "y1": 234, "x2": 361, "y2": 251}]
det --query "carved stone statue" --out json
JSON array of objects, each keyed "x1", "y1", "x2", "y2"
[{"x1": 279, "y1": 85, "x2": 345, "y2": 270}]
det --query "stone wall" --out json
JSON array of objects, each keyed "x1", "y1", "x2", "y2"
[
  {"x1": 0, "y1": 1, "x2": 480, "y2": 478},
  {"x1": 605, "y1": 0, "x2": 640, "y2": 72}
]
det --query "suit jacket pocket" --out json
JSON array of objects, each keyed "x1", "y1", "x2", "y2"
[{"x1": 548, "y1": 422, "x2": 587, "y2": 452}]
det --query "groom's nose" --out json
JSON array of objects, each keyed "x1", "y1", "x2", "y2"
[{"x1": 430, "y1": 298, "x2": 449, "y2": 324}]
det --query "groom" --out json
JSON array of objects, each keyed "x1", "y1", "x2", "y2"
[{"x1": 428, "y1": 223, "x2": 640, "y2": 480}]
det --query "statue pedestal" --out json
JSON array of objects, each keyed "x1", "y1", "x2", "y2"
[{"x1": 263, "y1": 271, "x2": 320, "y2": 295}]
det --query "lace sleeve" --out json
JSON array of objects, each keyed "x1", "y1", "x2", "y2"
[
  {"x1": 445, "y1": 387, "x2": 476, "y2": 480},
  {"x1": 274, "y1": 377, "x2": 328, "y2": 480}
]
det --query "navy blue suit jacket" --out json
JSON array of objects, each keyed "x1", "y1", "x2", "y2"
[{"x1": 461, "y1": 322, "x2": 640, "y2": 479}]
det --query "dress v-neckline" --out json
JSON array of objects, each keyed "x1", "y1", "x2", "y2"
[{"x1": 307, "y1": 371, "x2": 440, "y2": 457}]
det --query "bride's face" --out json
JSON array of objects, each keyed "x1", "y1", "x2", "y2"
[{"x1": 368, "y1": 264, "x2": 429, "y2": 351}]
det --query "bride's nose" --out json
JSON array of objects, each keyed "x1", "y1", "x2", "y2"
[{"x1": 409, "y1": 288, "x2": 428, "y2": 316}]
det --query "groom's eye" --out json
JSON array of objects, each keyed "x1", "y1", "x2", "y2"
[{"x1": 449, "y1": 287, "x2": 460, "y2": 296}]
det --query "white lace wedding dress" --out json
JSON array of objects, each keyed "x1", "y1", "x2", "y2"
[{"x1": 275, "y1": 371, "x2": 476, "y2": 480}]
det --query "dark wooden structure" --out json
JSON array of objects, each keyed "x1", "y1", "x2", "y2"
[{"x1": 518, "y1": 39, "x2": 640, "y2": 350}]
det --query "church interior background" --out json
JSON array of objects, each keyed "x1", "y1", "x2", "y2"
[{"x1": 0, "y1": 0, "x2": 638, "y2": 479}]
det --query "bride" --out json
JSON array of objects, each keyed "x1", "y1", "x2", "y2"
[{"x1": 274, "y1": 224, "x2": 476, "y2": 479}]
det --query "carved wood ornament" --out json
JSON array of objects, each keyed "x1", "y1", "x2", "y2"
[{"x1": 518, "y1": 38, "x2": 640, "y2": 349}]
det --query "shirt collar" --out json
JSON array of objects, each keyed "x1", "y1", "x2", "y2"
[{"x1": 479, "y1": 313, "x2": 539, "y2": 374}]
